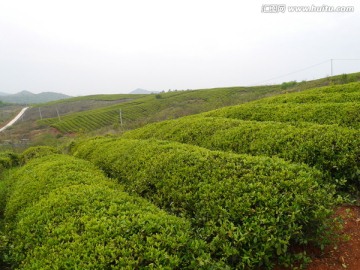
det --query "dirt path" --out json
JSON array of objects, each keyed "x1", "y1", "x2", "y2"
[{"x1": 0, "y1": 107, "x2": 29, "y2": 132}]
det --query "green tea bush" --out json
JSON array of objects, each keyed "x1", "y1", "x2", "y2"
[
  {"x1": 0, "y1": 175, "x2": 14, "y2": 217},
  {"x1": 263, "y1": 82, "x2": 360, "y2": 104},
  {"x1": 122, "y1": 117, "x2": 360, "y2": 189},
  {"x1": 204, "y1": 102, "x2": 360, "y2": 128},
  {"x1": 4, "y1": 155, "x2": 214, "y2": 269},
  {"x1": 5, "y1": 154, "x2": 115, "y2": 222},
  {"x1": 0, "y1": 151, "x2": 19, "y2": 170},
  {"x1": 263, "y1": 92, "x2": 360, "y2": 104},
  {"x1": 281, "y1": 80, "x2": 297, "y2": 90},
  {"x1": 71, "y1": 137, "x2": 336, "y2": 269},
  {"x1": 20, "y1": 146, "x2": 60, "y2": 164}
]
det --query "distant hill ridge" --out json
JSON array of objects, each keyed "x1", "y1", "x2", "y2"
[
  {"x1": 129, "y1": 88, "x2": 159, "y2": 94},
  {"x1": 0, "y1": 90, "x2": 71, "y2": 104}
]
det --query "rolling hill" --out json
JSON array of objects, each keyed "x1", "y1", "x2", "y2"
[
  {"x1": 129, "y1": 88, "x2": 159, "y2": 94},
  {"x1": 1, "y1": 72, "x2": 360, "y2": 147},
  {"x1": 26, "y1": 72, "x2": 360, "y2": 135},
  {"x1": 0, "y1": 90, "x2": 71, "y2": 104}
]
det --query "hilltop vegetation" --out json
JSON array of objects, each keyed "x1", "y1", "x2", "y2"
[
  {"x1": 37, "y1": 85, "x2": 284, "y2": 133},
  {"x1": 31, "y1": 72, "x2": 360, "y2": 134}
]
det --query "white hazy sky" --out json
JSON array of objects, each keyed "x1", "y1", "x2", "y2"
[{"x1": 1, "y1": 0, "x2": 360, "y2": 96}]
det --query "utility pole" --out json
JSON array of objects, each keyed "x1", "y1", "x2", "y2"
[
  {"x1": 119, "y1": 109, "x2": 123, "y2": 126},
  {"x1": 56, "y1": 107, "x2": 61, "y2": 121},
  {"x1": 330, "y1": 59, "x2": 333, "y2": 76},
  {"x1": 39, "y1": 107, "x2": 43, "y2": 120}
]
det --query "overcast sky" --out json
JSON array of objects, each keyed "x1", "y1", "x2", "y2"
[{"x1": 1, "y1": 0, "x2": 359, "y2": 96}]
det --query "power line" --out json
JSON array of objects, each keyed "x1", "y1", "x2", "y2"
[
  {"x1": 254, "y1": 60, "x2": 329, "y2": 85},
  {"x1": 331, "y1": 59, "x2": 360, "y2": 76},
  {"x1": 332, "y1": 59, "x2": 360, "y2": 61},
  {"x1": 253, "y1": 58, "x2": 360, "y2": 85}
]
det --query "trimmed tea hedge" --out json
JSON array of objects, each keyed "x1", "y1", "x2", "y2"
[
  {"x1": 204, "y1": 102, "x2": 360, "y2": 129},
  {"x1": 255, "y1": 82, "x2": 360, "y2": 104},
  {"x1": 0, "y1": 151, "x2": 19, "y2": 171},
  {"x1": 122, "y1": 116, "x2": 360, "y2": 189},
  {"x1": 4, "y1": 154, "x2": 114, "y2": 222},
  {"x1": 71, "y1": 137, "x2": 336, "y2": 269},
  {"x1": 0, "y1": 152, "x2": 19, "y2": 215},
  {"x1": 3, "y1": 154, "x2": 215, "y2": 269},
  {"x1": 20, "y1": 145, "x2": 60, "y2": 164}
]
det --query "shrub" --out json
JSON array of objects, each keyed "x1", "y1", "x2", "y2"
[
  {"x1": 0, "y1": 152, "x2": 19, "y2": 171},
  {"x1": 4, "y1": 154, "x2": 215, "y2": 269},
  {"x1": 122, "y1": 116, "x2": 360, "y2": 189},
  {"x1": 257, "y1": 82, "x2": 360, "y2": 104},
  {"x1": 20, "y1": 146, "x2": 60, "y2": 164},
  {"x1": 204, "y1": 102, "x2": 360, "y2": 128},
  {"x1": 4, "y1": 154, "x2": 114, "y2": 223},
  {"x1": 203, "y1": 82, "x2": 360, "y2": 128},
  {"x1": 71, "y1": 137, "x2": 336, "y2": 269},
  {"x1": 281, "y1": 80, "x2": 297, "y2": 90}
]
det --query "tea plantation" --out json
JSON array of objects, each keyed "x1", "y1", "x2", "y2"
[
  {"x1": 0, "y1": 80, "x2": 359, "y2": 269},
  {"x1": 124, "y1": 82, "x2": 360, "y2": 189}
]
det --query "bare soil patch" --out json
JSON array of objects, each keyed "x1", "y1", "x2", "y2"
[{"x1": 306, "y1": 205, "x2": 360, "y2": 270}]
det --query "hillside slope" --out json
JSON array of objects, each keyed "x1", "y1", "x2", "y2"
[
  {"x1": 0, "y1": 91, "x2": 71, "y2": 104},
  {"x1": 32, "y1": 72, "x2": 360, "y2": 134},
  {"x1": 123, "y1": 81, "x2": 360, "y2": 189},
  {"x1": 2, "y1": 72, "x2": 360, "y2": 146}
]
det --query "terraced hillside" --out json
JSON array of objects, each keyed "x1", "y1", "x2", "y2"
[
  {"x1": 37, "y1": 85, "x2": 283, "y2": 133},
  {"x1": 123, "y1": 82, "x2": 360, "y2": 189},
  {"x1": 33, "y1": 72, "x2": 360, "y2": 134},
  {"x1": 23, "y1": 94, "x2": 147, "y2": 122},
  {"x1": 203, "y1": 82, "x2": 360, "y2": 128},
  {"x1": 0, "y1": 94, "x2": 148, "y2": 147}
]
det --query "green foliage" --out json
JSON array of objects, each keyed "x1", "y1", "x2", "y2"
[
  {"x1": 4, "y1": 155, "x2": 113, "y2": 222},
  {"x1": 123, "y1": 116, "x2": 360, "y2": 190},
  {"x1": 205, "y1": 102, "x2": 360, "y2": 128},
  {"x1": 3, "y1": 154, "x2": 215, "y2": 269},
  {"x1": 255, "y1": 82, "x2": 360, "y2": 104},
  {"x1": 0, "y1": 172, "x2": 16, "y2": 217},
  {"x1": 37, "y1": 85, "x2": 285, "y2": 133},
  {"x1": 281, "y1": 80, "x2": 297, "y2": 90},
  {"x1": 204, "y1": 82, "x2": 360, "y2": 129},
  {"x1": 0, "y1": 152, "x2": 19, "y2": 171},
  {"x1": 71, "y1": 137, "x2": 336, "y2": 269},
  {"x1": 0, "y1": 152, "x2": 19, "y2": 216},
  {"x1": 338, "y1": 73, "x2": 357, "y2": 84},
  {"x1": 33, "y1": 73, "x2": 360, "y2": 134},
  {"x1": 35, "y1": 93, "x2": 147, "y2": 106},
  {"x1": 20, "y1": 146, "x2": 60, "y2": 164}
]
